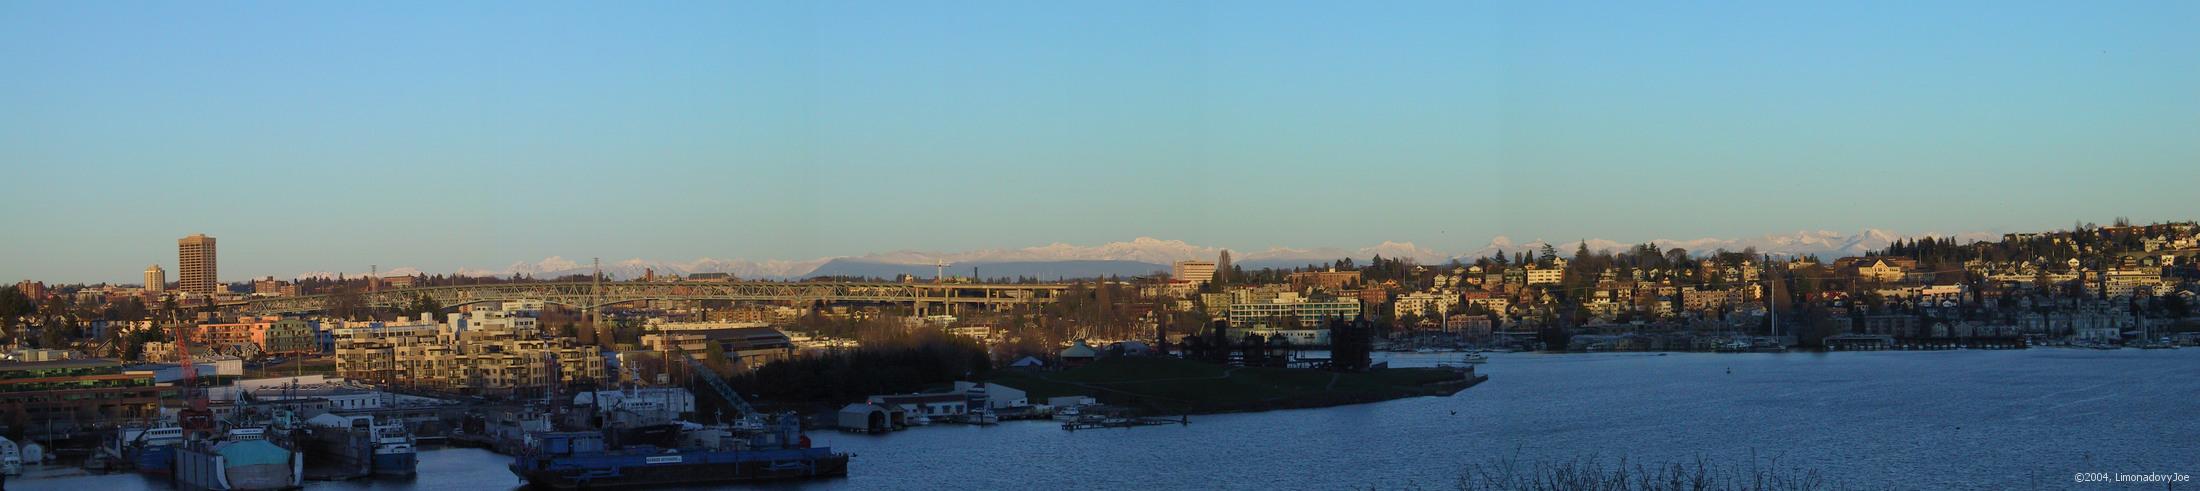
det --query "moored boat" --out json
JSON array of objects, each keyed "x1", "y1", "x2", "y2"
[
  {"x1": 173, "y1": 427, "x2": 303, "y2": 491},
  {"x1": 114, "y1": 424, "x2": 186, "y2": 476},
  {"x1": 0, "y1": 435, "x2": 21, "y2": 476},
  {"x1": 508, "y1": 416, "x2": 849, "y2": 489},
  {"x1": 302, "y1": 413, "x2": 417, "y2": 478}
]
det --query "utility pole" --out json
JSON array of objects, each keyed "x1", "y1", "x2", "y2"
[{"x1": 592, "y1": 258, "x2": 605, "y2": 327}]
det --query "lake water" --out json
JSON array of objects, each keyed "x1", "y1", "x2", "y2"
[{"x1": 16, "y1": 349, "x2": 2198, "y2": 490}]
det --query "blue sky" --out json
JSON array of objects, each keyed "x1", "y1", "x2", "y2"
[{"x1": 3, "y1": 1, "x2": 2196, "y2": 283}]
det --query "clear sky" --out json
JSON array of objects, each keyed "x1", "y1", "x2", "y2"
[{"x1": 3, "y1": 1, "x2": 2196, "y2": 283}]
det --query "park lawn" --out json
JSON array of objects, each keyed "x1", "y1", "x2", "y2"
[{"x1": 246, "y1": 357, "x2": 336, "y2": 379}]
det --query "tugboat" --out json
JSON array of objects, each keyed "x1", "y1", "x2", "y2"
[
  {"x1": 173, "y1": 427, "x2": 304, "y2": 490},
  {"x1": 508, "y1": 415, "x2": 849, "y2": 489}
]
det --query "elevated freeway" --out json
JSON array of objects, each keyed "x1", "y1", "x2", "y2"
[{"x1": 225, "y1": 280, "x2": 1072, "y2": 315}]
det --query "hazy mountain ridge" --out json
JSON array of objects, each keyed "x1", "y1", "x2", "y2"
[{"x1": 306, "y1": 229, "x2": 1993, "y2": 281}]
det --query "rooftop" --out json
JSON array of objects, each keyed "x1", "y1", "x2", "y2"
[{"x1": 0, "y1": 358, "x2": 120, "y2": 372}]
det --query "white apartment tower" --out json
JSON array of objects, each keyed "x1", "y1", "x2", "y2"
[{"x1": 145, "y1": 264, "x2": 167, "y2": 294}]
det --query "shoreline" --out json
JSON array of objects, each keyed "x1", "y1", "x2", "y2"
[{"x1": 989, "y1": 358, "x2": 1488, "y2": 416}]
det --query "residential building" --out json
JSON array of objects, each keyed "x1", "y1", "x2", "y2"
[
  {"x1": 1837, "y1": 257, "x2": 1915, "y2": 283},
  {"x1": 1393, "y1": 291, "x2": 1458, "y2": 319},
  {"x1": 1525, "y1": 267, "x2": 1563, "y2": 286},
  {"x1": 1464, "y1": 297, "x2": 1511, "y2": 315},
  {"x1": 178, "y1": 233, "x2": 218, "y2": 295},
  {"x1": 2102, "y1": 268, "x2": 2164, "y2": 298},
  {"x1": 1286, "y1": 269, "x2": 1362, "y2": 291},
  {"x1": 192, "y1": 316, "x2": 317, "y2": 356},
  {"x1": 145, "y1": 264, "x2": 166, "y2": 294},
  {"x1": 252, "y1": 276, "x2": 299, "y2": 297},
  {"x1": 1227, "y1": 298, "x2": 1362, "y2": 329},
  {"x1": 1173, "y1": 260, "x2": 1216, "y2": 286},
  {"x1": 332, "y1": 313, "x2": 604, "y2": 394}
]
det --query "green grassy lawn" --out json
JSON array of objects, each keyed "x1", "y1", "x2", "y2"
[
  {"x1": 988, "y1": 357, "x2": 1474, "y2": 415},
  {"x1": 245, "y1": 357, "x2": 336, "y2": 379}
]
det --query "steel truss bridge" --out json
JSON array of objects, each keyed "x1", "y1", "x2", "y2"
[{"x1": 224, "y1": 281, "x2": 1072, "y2": 316}]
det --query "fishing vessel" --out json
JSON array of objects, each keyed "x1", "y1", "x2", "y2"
[
  {"x1": 111, "y1": 424, "x2": 186, "y2": 476},
  {"x1": 173, "y1": 427, "x2": 303, "y2": 491},
  {"x1": 508, "y1": 417, "x2": 849, "y2": 489}
]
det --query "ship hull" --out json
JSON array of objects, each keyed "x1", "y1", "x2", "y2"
[
  {"x1": 174, "y1": 442, "x2": 303, "y2": 491},
  {"x1": 132, "y1": 445, "x2": 177, "y2": 476},
  {"x1": 372, "y1": 451, "x2": 417, "y2": 477},
  {"x1": 512, "y1": 449, "x2": 849, "y2": 490}
]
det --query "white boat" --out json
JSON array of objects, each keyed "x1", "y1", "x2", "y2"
[
  {"x1": 965, "y1": 410, "x2": 1000, "y2": 425},
  {"x1": 1460, "y1": 353, "x2": 1489, "y2": 364},
  {"x1": 1050, "y1": 406, "x2": 1082, "y2": 421},
  {"x1": 908, "y1": 414, "x2": 932, "y2": 426},
  {"x1": 0, "y1": 435, "x2": 21, "y2": 476}
]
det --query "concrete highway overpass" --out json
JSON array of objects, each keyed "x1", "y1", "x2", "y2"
[{"x1": 224, "y1": 281, "x2": 1072, "y2": 316}]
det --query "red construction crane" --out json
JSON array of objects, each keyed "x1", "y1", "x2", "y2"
[{"x1": 172, "y1": 321, "x2": 215, "y2": 439}]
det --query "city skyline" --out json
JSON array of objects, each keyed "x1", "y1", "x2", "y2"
[
  {"x1": 5, "y1": 2, "x2": 2198, "y2": 283},
  {"x1": 2, "y1": 221, "x2": 2176, "y2": 285}
]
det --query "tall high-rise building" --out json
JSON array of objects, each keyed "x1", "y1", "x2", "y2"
[
  {"x1": 145, "y1": 264, "x2": 167, "y2": 294},
  {"x1": 178, "y1": 234, "x2": 218, "y2": 295}
]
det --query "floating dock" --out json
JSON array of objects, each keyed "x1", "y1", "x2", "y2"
[{"x1": 1061, "y1": 415, "x2": 1187, "y2": 431}]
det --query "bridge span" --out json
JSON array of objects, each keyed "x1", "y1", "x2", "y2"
[{"x1": 224, "y1": 281, "x2": 1073, "y2": 315}]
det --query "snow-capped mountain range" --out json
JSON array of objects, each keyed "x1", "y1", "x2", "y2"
[{"x1": 296, "y1": 228, "x2": 1993, "y2": 281}]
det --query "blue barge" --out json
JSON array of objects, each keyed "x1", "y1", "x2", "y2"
[{"x1": 508, "y1": 429, "x2": 849, "y2": 489}]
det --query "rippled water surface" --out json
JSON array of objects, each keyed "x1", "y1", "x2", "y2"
[{"x1": 19, "y1": 349, "x2": 2198, "y2": 490}]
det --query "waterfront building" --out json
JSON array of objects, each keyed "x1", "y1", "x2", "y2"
[
  {"x1": 332, "y1": 312, "x2": 603, "y2": 394},
  {"x1": 640, "y1": 325, "x2": 794, "y2": 372},
  {"x1": 1227, "y1": 297, "x2": 1362, "y2": 329},
  {"x1": 867, "y1": 393, "x2": 968, "y2": 419},
  {"x1": 178, "y1": 234, "x2": 218, "y2": 295},
  {"x1": 0, "y1": 360, "x2": 166, "y2": 435}
]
